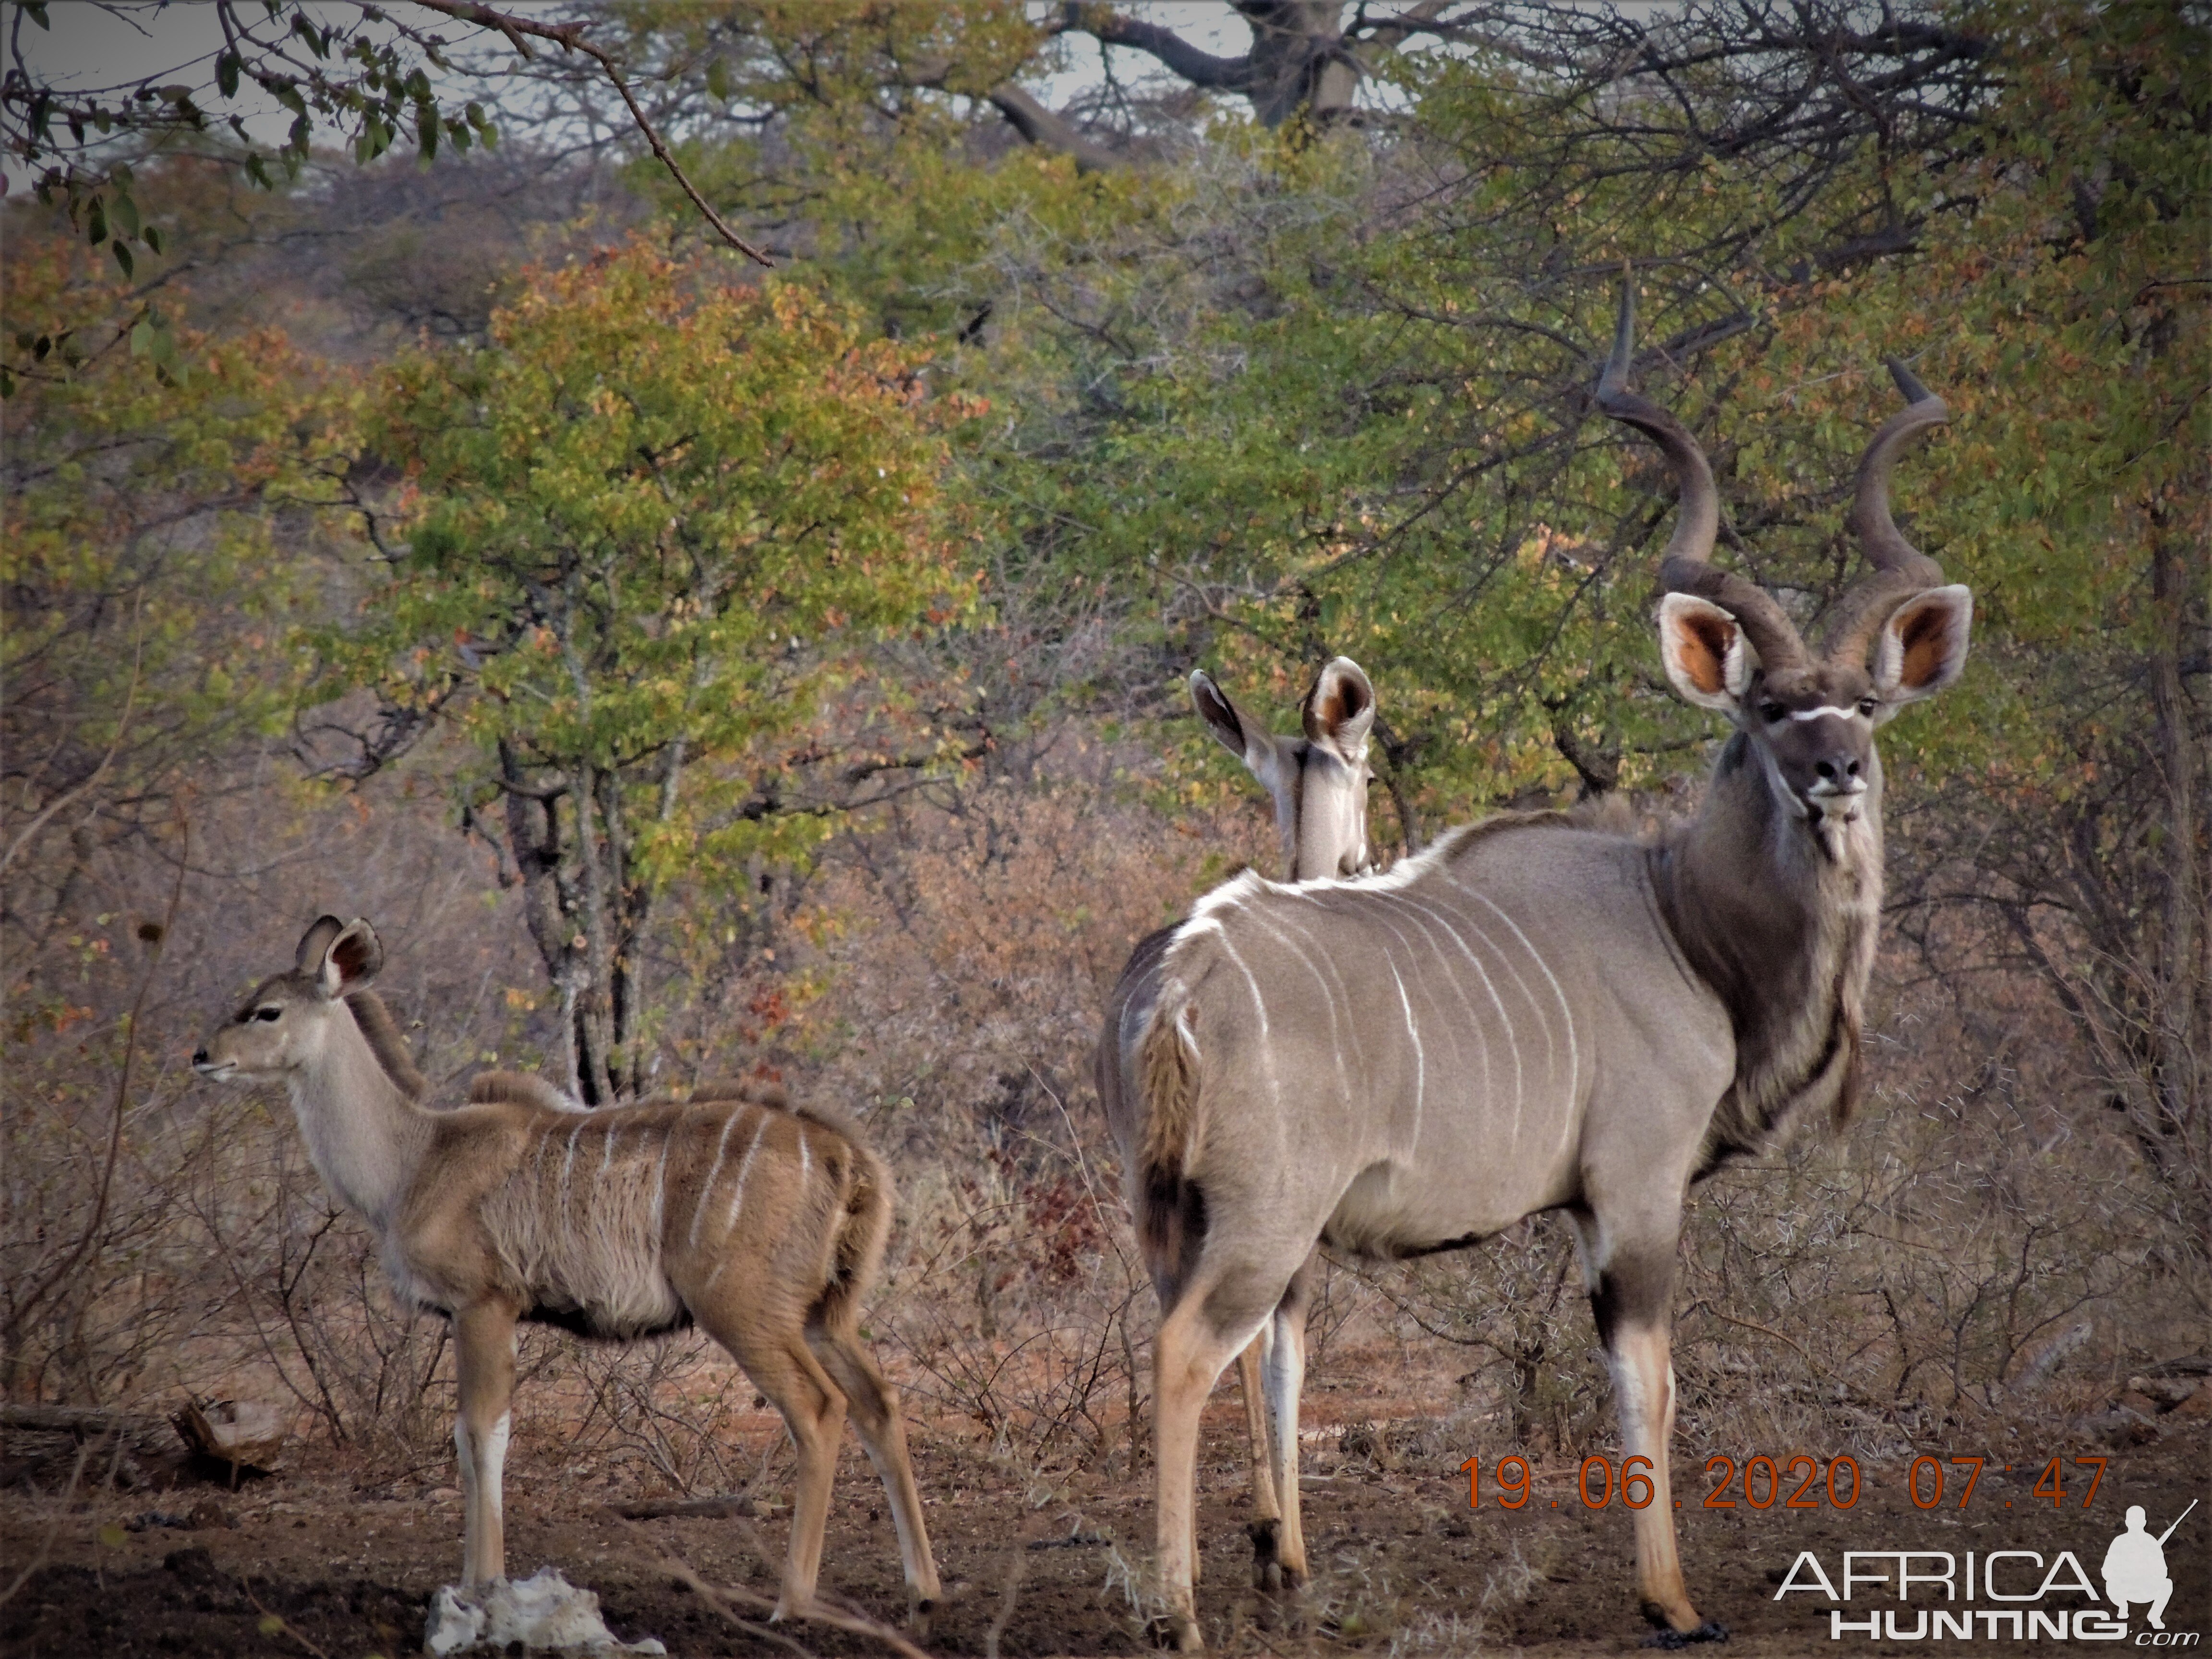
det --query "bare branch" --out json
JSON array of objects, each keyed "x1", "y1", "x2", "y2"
[{"x1": 408, "y1": 0, "x2": 774, "y2": 266}]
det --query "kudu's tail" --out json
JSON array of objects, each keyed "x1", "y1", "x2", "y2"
[
  {"x1": 1136, "y1": 990, "x2": 1206, "y2": 1296},
  {"x1": 815, "y1": 1115, "x2": 895, "y2": 1337}
]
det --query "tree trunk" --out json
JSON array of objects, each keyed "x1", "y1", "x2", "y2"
[{"x1": 1233, "y1": 2, "x2": 1357, "y2": 127}]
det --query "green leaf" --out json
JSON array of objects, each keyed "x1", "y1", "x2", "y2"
[
  {"x1": 144, "y1": 224, "x2": 163, "y2": 255},
  {"x1": 217, "y1": 50, "x2": 241, "y2": 98},
  {"x1": 706, "y1": 57, "x2": 731, "y2": 102},
  {"x1": 97, "y1": 1524, "x2": 126, "y2": 1548},
  {"x1": 24, "y1": 2, "x2": 49, "y2": 27},
  {"x1": 130, "y1": 319, "x2": 153, "y2": 357},
  {"x1": 258, "y1": 1614, "x2": 285, "y2": 1636},
  {"x1": 85, "y1": 195, "x2": 107, "y2": 245},
  {"x1": 111, "y1": 239, "x2": 134, "y2": 279},
  {"x1": 110, "y1": 192, "x2": 139, "y2": 238}
]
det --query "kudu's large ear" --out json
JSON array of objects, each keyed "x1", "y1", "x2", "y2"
[
  {"x1": 295, "y1": 915, "x2": 345, "y2": 977},
  {"x1": 1870, "y1": 584, "x2": 1972, "y2": 715},
  {"x1": 1658, "y1": 593, "x2": 1755, "y2": 714},
  {"x1": 1190, "y1": 670, "x2": 1285, "y2": 791},
  {"x1": 1302, "y1": 657, "x2": 1376, "y2": 762},
  {"x1": 310, "y1": 918, "x2": 384, "y2": 1000}
]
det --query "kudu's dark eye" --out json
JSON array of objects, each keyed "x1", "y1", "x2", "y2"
[
  {"x1": 254, "y1": 1006, "x2": 282, "y2": 1022},
  {"x1": 1759, "y1": 701, "x2": 1786, "y2": 722},
  {"x1": 1858, "y1": 697, "x2": 1878, "y2": 716}
]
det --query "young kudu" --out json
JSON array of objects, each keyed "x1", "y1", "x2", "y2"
[
  {"x1": 194, "y1": 917, "x2": 940, "y2": 1628},
  {"x1": 1096, "y1": 659, "x2": 1377, "y2": 1593},
  {"x1": 1121, "y1": 288, "x2": 1973, "y2": 1647}
]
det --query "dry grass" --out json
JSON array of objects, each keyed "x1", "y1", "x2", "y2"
[{"x1": 3, "y1": 743, "x2": 2201, "y2": 1523}]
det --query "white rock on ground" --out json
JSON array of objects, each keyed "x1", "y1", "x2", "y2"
[{"x1": 425, "y1": 1568, "x2": 668, "y2": 1656}]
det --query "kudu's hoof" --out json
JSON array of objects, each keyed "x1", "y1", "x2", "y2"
[
  {"x1": 1642, "y1": 1620, "x2": 1730, "y2": 1648},
  {"x1": 909, "y1": 1596, "x2": 936, "y2": 1643},
  {"x1": 1247, "y1": 1518, "x2": 1282, "y2": 1592},
  {"x1": 1147, "y1": 1611, "x2": 1203, "y2": 1651}
]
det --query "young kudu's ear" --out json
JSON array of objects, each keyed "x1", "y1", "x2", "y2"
[
  {"x1": 1302, "y1": 657, "x2": 1376, "y2": 762},
  {"x1": 295, "y1": 915, "x2": 345, "y2": 977},
  {"x1": 313, "y1": 918, "x2": 384, "y2": 1000},
  {"x1": 1189, "y1": 670, "x2": 1285, "y2": 791},
  {"x1": 1871, "y1": 584, "x2": 1972, "y2": 713},
  {"x1": 1658, "y1": 593, "x2": 1755, "y2": 713}
]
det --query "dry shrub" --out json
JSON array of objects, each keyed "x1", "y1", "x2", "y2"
[{"x1": 6, "y1": 721, "x2": 2201, "y2": 1522}]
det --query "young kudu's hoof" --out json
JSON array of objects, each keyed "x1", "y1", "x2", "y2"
[
  {"x1": 909, "y1": 1592, "x2": 936, "y2": 1643},
  {"x1": 1642, "y1": 1620, "x2": 1730, "y2": 1648}
]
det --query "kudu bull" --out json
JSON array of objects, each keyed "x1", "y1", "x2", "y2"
[
  {"x1": 1120, "y1": 286, "x2": 1972, "y2": 1647},
  {"x1": 1098, "y1": 659, "x2": 1378, "y2": 1590},
  {"x1": 195, "y1": 917, "x2": 941, "y2": 1629}
]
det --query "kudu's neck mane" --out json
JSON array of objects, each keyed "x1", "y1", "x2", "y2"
[
  {"x1": 289, "y1": 988, "x2": 434, "y2": 1227},
  {"x1": 347, "y1": 989, "x2": 427, "y2": 1098},
  {"x1": 1654, "y1": 730, "x2": 1884, "y2": 1167}
]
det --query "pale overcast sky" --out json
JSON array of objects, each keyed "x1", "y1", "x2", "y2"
[{"x1": 5, "y1": 1, "x2": 1257, "y2": 192}]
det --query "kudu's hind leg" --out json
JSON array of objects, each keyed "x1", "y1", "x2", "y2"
[
  {"x1": 1580, "y1": 1222, "x2": 1726, "y2": 1646},
  {"x1": 1261, "y1": 1265, "x2": 1313, "y2": 1591},
  {"x1": 453, "y1": 1302, "x2": 519, "y2": 1589},
  {"x1": 1235, "y1": 1340, "x2": 1282, "y2": 1588},
  {"x1": 721, "y1": 1321, "x2": 849, "y2": 1621},
  {"x1": 808, "y1": 1322, "x2": 943, "y2": 1631},
  {"x1": 1154, "y1": 1263, "x2": 1291, "y2": 1651}
]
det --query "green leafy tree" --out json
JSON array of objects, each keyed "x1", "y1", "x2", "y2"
[
  {"x1": 314, "y1": 241, "x2": 975, "y2": 1103},
  {"x1": 0, "y1": 226, "x2": 347, "y2": 927}
]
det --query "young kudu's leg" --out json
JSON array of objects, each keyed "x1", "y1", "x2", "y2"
[
  {"x1": 808, "y1": 1322, "x2": 943, "y2": 1630},
  {"x1": 718, "y1": 1319, "x2": 849, "y2": 1620},
  {"x1": 1574, "y1": 1214, "x2": 1726, "y2": 1647},
  {"x1": 453, "y1": 1302, "x2": 519, "y2": 1589}
]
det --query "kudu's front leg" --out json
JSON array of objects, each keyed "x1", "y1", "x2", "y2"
[
  {"x1": 1584, "y1": 1229, "x2": 1727, "y2": 1647},
  {"x1": 453, "y1": 1301, "x2": 520, "y2": 1590}
]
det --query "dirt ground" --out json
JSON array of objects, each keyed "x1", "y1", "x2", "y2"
[{"x1": 4, "y1": 1384, "x2": 2205, "y2": 1659}]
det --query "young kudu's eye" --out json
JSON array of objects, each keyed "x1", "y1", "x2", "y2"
[
  {"x1": 1858, "y1": 697, "x2": 1879, "y2": 716},
  {"x1": 1759, "y1": 701, "x2": 1787, "y2": 722},
  {"x1": 253, "y1": 1006, "x2": 283, "y2": 1022}
]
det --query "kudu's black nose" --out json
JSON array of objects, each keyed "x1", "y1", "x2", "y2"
[
  {"x1": 192, "y1": 1046, "x2": 209, "y2": 1066},
  {"x1": 1814, "y1": 757, "x2": 1863, "y2": 782}
]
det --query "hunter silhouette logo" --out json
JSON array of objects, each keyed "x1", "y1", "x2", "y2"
[
  {"x1": 1772, "y1": 1491, "x2": 2201, "y2": 1643},
  {"x1": 2104, "y1": 1500, "x2": 2195, "y2": 1632}
]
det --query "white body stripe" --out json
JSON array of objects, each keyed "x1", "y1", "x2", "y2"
[
  {"x1": 1244, "y1": 907, "x2": 1356, "y2": 1111},
  {"x1": 1465, "y1": 887, "x2": 1581, "y2": 1102},
  {"x1": 558, "y1": 1118, "x2": 586, "y2": 1209},
  {"x1": 1389, "y1": 960, "x2": 1424, "y2": 1154},
  {"x1": 1365, "y1": 894, "x2": 1494, "y2": 1115},
  {"x1": 704, "y1": 1115, "x2": 770, "y2": 1286},
  {"x1": 690, "y1": 1107, "x2": 746, "y2": 1249},
  {"x1": 1212, "y1": 932, "x2": 1282, "y2": 1112}
]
